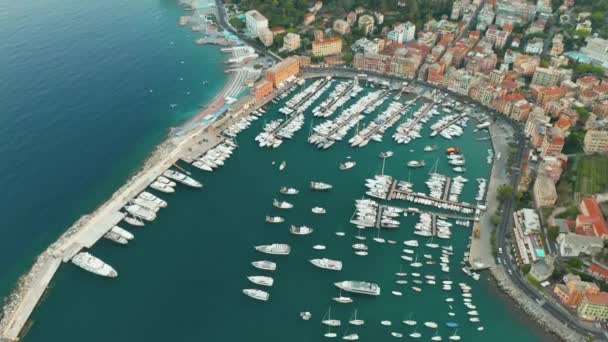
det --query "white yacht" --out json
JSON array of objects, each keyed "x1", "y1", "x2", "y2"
[
  {"x1": 311, "y1": 181, "x2": 333, "y2": 191},
  {"x1": 404, "y1": 240, "x2": 419, "y2": 247},
  {"x1": 242, "y1": 288, "x2": 269, "y2": 301},
  {"x1": 335, "y1": 281, "x2": 381, "y2": 296},
  {"x1": 339, "y1": 161, "x2": 356, "y2": 170},
  {"x1": 138, "y1": 192, "x2": 168, "y2": 207},
  {"x1": 103, "y1": 231, "x2": 128, "y2": 245},
  {"x1": 255, "y1": 244, "x2": 291, "y2": 255},
  {"x1": 379, "y1": 151, "x2": 394, "y2": 158},
  {"x1": 111, "y1": 226, "x2": 134, "y2": 240},
  {"x1": 123, "y1": 215, "x2": 144, "y2": 227},
  {"x1": 310, "y1": 258, "x2": 342, "y2": 271},
  {"x1": 251, "y1": 260, "x2": 276, "y2": 271},
  {"x1": 407, "y1": 160, "x2": 426, "y2": 168},
  {"x1": 279, "y1": 161, "x2": 286, "y2": 171},
  {"x1": 349, "y1": 309, "x2": 364, "y2": 326},
  {"x1": 265, "y1": 216, "x2": 284, "y2": 223},
  {"x1": 247, "y1": 275, "x2": 274, "y2": 287},
  {"x1": 322, "y1": 307, "x2": 341, "y2": 327},
  {"x1": 290, "y1": 225, "x2": 314, "y2": 235},
  {"x1": 163, "y1": 170, "x2": 202, "y2": 188},
  {"x1": 149, "y1": 181, "x2": 175, "y2": 193},
  {"x1": 424, "y1": 145, "x2": 438, "y2": 152},
  {"x1": 342, "y1": 333, "x2": 359, "y2": 340},
  {"x1": 280, "y1": 187, "x2": 299, "y2": 195},
  {"x1": 312, "y1": 207, "x2": 326, "y2": 214},
  {"x1": 71, "y1": 252, "x2": 117, "y2": 277},
  {"x1": 273, "y1": 199, "x2": 293, "y2": 209},
  {"x1": 125, "y1": 205, "x2": 156, "y2": 221}
]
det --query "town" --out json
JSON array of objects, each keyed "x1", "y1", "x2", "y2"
[{"x1": 211, "y1": 0, "x2": 608, "y2": 337}]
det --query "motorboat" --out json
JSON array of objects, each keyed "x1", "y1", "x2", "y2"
[
  {"x1": 335, "y1": 281, "x2": 381, "y2": 296},
  {"x1": 265, "y1": 216, "x2": 284, "y2": 223},
  {"x1": 103, "y1": 231, "x2": 128, "y2": 245},
  {"x1": 407, "y1": 160, "x2": 426, "y2": 168},
  {"x1": 310, "y1": 258, "x2": 343, "y2": 271},
  {"x1": 242, "y1": 288, "x2": 269, "y2": 301},
  {"x1": 273, "y1": 199, "x2": 293, "y2": 209},
  {"x1": 312, "y1": 207, "x2": 326, "y2": 214},
  {"x1": 311, "y1": 181, "x2": 333, "y2": 191},
  {"x1": 163, "y1": 170, "x2": 202, "y2": 188},
  {"x1": 254, "y1": 244, "x2": 291, "y2": 255},
  {"x1": 339, "y1": 161, "x2": 356, "y2": 170},
  {"x1": 251, "y1": 260, "x2": 276, "y2": 271},
  {"x1": 379, "y1": 151, "x2": 394, "y2": 158},
  {"x1": 247, "y1": 275, "x2": 274, "y2": 287},
  {"x1": 424, "y1": 322, "x2": 438, "y2": 329},
  {"x1": 71, "y1": 252, "x2": 117, "y2": 277},
  {"x1": 279, "y1": 161, "x2": 286, "y2": 171},
  {"x1": 424, "y1": 145, "x2": 438, "y2": 152},
  {"x1": 290, "y1": 225, "x2": 313, "y2": 235},
  {"x1": 300, "y1": 311, "x2": 312, "y2": 320},
  {"x1": 280, "y1": 187, "x2": 299, "y2": 195},
  {"x1": 313, "y1": 244, "x2": 326, "y2": 250},
  {"x1": 110, "y1": 226, "x2": 134, "y2": 240}
]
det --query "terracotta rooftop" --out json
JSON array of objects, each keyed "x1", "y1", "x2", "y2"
[
  {"x1": 579, "y1": 198, "x2": 608, "y2": 237},
  {"x1": 585, "y1": 292, "x2": 608, "y2": 305}
]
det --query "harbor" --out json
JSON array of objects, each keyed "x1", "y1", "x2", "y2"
[{"x1": 1, "y1": 75, "x2": 555, "y2": 342}]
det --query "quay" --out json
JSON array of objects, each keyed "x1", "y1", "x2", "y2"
[
  {"x1": 442, "y1": 177, "x2": 452, "y2": 201},
  {"x1": 374, "y1": 205, "x2": 384, "y2": 229},
  {"x1": 286, "y1": 78, "x2": 330, "y2": 110},
  {"x1": 351, "y1": 101, "x2": 413, "y2": 146},
  {"x1": 430, "y1": 113, "x2": 468, "y2": 137},
  {"x1": 318, "y1": 80, "x2": 355, "y2": 112},
  {"x1": 394, "y1": 100, "x2": 433, "y2": 137},
  {"x1": 387, "y1": 182, "x2": 476, "y2": 211}
]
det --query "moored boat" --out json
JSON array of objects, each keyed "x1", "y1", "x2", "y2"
[
  {"x1": 310, "y1": 258, "x2": 343, "y2": 271},
  {"x1": 255, "y1": 243, "x2": 291, "y2": 255},
  {"x1": 71, "y1": 252, "x2": 117, "y2": 278},
  {"x1": 242, "y1": 288, "x2": 269, "y2": 301},
  {"x1": 251, "y1": 260, "x2": 276, "y2": 271}
]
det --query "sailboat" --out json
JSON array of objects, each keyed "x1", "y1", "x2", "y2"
[
  {"x1": 410, "y1": 254, "x2": 423, "y2": 268},
  {"x1": 372, "y1": 228, "x2": 385, "y2": 243},
  {"x1": 395, "y1": 264, "x2": 407, "y2": 277},
  {"x1": 403, "y1": 313, "x2": 417, "y2": 326},
  {"x1": 426, "y1": 237, "x2": 439, "y2": 249},
  {"x1": 333, "y1": 289, "x2": 353, "y2": 304},
  {"x1": 348, "y1": 309, "x2": 364, "y2": 326},
  {"x1": 449, "y1": 330, "x2": 461, "y2": 341},
  {"x1": 342, "y1": 329, "x2": 359, "y2": 341},
  {"x1": 322, "y1": 307, "x2": 341, "y2": 327},
  {"x1": 431, "y1": 332, "x2": 443, "y2": 341},
  {"x1": 355, "y1": 229, "x2": 366, "y2": 241},
  {"x1": 324, "y1": 326, "x2": 337, "y2": 338},
  {"x1": 409, "y1": 328, "x2": 422, "y2": 338}
]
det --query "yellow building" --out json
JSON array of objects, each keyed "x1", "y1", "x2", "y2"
[
  {"x1": 578, "y1": 292, "x2": 608, "y2": 321},
  {"x1": 533, "y1": 174, "x2": 557, "y2": 208},
  {"x1": 312, "y1": 37, "x2": 343, "y2": 57},
  {"x1": 584, "y1": 130, "x2": 608, "y2": 155}
]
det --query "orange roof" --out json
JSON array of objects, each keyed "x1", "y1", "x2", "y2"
[
  {"x1": 555, "y1": 117, "x2": 571, "y2": 130},
  {"x1": 581, "y1": 89, "x2": 599, "y2": 98},
  {"x1": 594, "y1": 84, "x2": 608, "y2": 93},
  {"x1": 581, "y1": 198, "x2": 608, "y2": 237},
  {"x1": 503, "y1": 92, "x2": 525, "y2": 102},
  {"x1": 589, "y1": 264, "x2": 608, "y2": 278},
  {"x1": 585, "y1": 292, "x2": 608, "y2": 305},
  {"x1": 315, "y1": 37, "x2": 341, "y2": 44},
  {"x1": 539, "y1": 86, "x2": 568, "y2": 96},
  {"x1": 578, "y1": 76, "x2": 599, "y2": 84},
  {"x1": 503, "y1": 23, "x2": 514, "y2": 32},
  {"x1": 304, "y1": 13, "x2": 314, "y2": 18}
]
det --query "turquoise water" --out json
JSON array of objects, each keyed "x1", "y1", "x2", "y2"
[
  {"x1": 24, "y1": 80, "x2": 553, "y2": 341},
  {"x1": 0, "y1": 0, "x2": 225, "y2": 299}
]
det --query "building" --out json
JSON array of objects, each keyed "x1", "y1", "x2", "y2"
[
  {"x1": 513, "y1": 54, "x2": 540, "y2": 76},
  {"x1": 312, "y1": 37, "x2": 342, "y2": 57},
  {"x1": 584, "y1": 130, "x2": 608, "y2": 154},
  {"x1": 485, "y1": 28, "x2": 510, "y2": 49},
  {"x1": 282, "y1": 33, "x2": 301, "y2": 52},
  {"x1": 578, "y1": 293, "x2": 608, "y2": 321},
  {"x1": 512, "y1": 208, "x2": 545, "y2": 265},
  {"x1": 258, "y1": 28, "x2": 273, "y2": 47},
  {"x1": 525, "y1": 37, "x2": 544, "y2": 55},
  {"x1": 554, "y1": 274, "x2": 600, "y2": 307},
  {"x1": 333, "y1": 19, "x2": 350, "y2": 35},
  {"x1": 556, "y1": 233, "x2": 604, "y2": 257},
  {"x1": 358, "y1": 14, "x2": 375, "y2": 35},
  {"x1": 581, "y1": 37, "x2": 608, "y2": 69},
  {"x1": 245, "y1": 10, "x2": 269, "y2": 37},
  {"x1": 550, "y1": 34, "x2": 564, "y2": 57},
  {"x1": 313, "y1": 29, "x2": 324, "y2": 41},
  {"x1": 265, "y1": 57, "x2": 300, "y2": 88},
  {"x1": 346, "y1": 12, "x2": 357, "y2": 26},
  {"x1": 529, "y1": 256, "x2": 555, "y2": 282},
  {"x1": 533, "y1": 173, "x2": 558, "y2": 207},
  {"x1": 577, "y1": 198, "x2": 608, "y2": 239},
  {"x1": 253, "y1": 79, "x2": 273, "y2": 102},
  {"x1": 540, "y1": 127, "x2": 565, "y2": 157},
  {"x1": 303, "y1": 12, "x2": 315, "y2": 25},
  {"x1": 577, "y1": 76, "x2": 601, "y2": 90},
  {"x1": 531, "y1": 67, "x2": 561, "y2": 87},
  {"x1": 388, "y1": 22, "x2": 415, "y2": 44}
]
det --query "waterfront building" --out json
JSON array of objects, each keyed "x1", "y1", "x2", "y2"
[
  {"x1": 353, "y1": 52, "x2": 390, "y2": 74},
  {"x1": 358, "y1": 14, "x2": 375, "y2": 35},
  {"x1": 581, "y1": 37, "x2": 608, "y2": 69},
  {"x1": 512, "y1": 208, "x2": 545, "y2": 265},
  {"x1": 533, "y1": 173, "x2": 558, "y2": 207},
  {"x1": 525, "y1": 37, "x2": 544, "y2": 55},
  {"x1": 351, "y1": 37, "x2": 383, "y2": 54},
  {"x1": 531, "y1": 67, "x2": 561, "y2": 87},
  {"x1": 245, "y1": 10, "x2": 269, "y2": 37},
  {"x1": 303, "y1": 12, "x2": 315, "y2": 25},
  {"x1": 265, "y1": 57, "x2": 300, "y2": 87},
  {"x1": 282, "y1": 33, "x2": 301, "y2": 52},
  {"x1": 312, "y1": 37, "x2": 342, "y2": 57},
  {"x1": 258, "y1": 28, "x2": 273, "y2": 47},
  {"x1": 554, "y1": 274, "x2": 600, "y2": 307},
  {"x1": 333, "y1": 19, "x2": 350, "y2": 35},
  {"x1": 584, "y1": 129, "x2": 608, "y2": 155},
  {"x1": 253, "y1": 79, "x2": 273, "y2": 102},
  {"x1": 576, "y1": 198, "x2": 608, "y2": 239},
  {"x1": 447, "y1": 68, "x2": 473, "y2": 95},
  {"x1": 557, "y1": 233, "x2": 604, "y2": 257},
  {"x1": 578, "y1": 293, "x2": 608, "y2": 321}
]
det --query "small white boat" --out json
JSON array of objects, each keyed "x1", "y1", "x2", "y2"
[
  {"x1": 280, "y1": 187, "x2": 299, "y2": 195},
  {"x1": 342, "y1": 333, "x2": 359, "y2": 341},
  {"x1": 265, "y1": 216, "x2": 284, "y2": 223},
  {"x1": 279, "y1": 161, "x2": 286, "y2": 171},
  {"x1": 312, "y1": 207, "x2": 326, "y2": 214},
  {"x1": 391, "y1": 291, "x2": 402, "y2": 296},
  {"x1": 313, "y1": 244, "x2": 326, "y2": 250},
  {"x1": 349, "y1": 309, "x2": 365, "y2": 326},
  {"x1": 322, "y1": 307, "x2": 341, "y2": 327},
  {"x1": 381, "y1": 320, "x2": 392, "y2": 326},
  {"x1": 243, "y1": 288, "x2": 269, "y2": 301},
  {"x1": 310, "y1": 258, "x2": 343, "y2": 271},
  {"x1": 273, "y1": 199, "x2": 293, "y2": 209},
  {"x1": 336, "y1": 232, "x2": 346, "y2": 236},
  {"x1": 251, "y1": 260, "x2": 276, "y2": 271},
  {"x1": 407, "y1": 160, "x2": 426, "y2": 168},
  {"x1": 391, "y1": 332, "x2": 403, "y2": 338},
  {"x1": 300, "y1": 311, "x2": 312, "y2": 320},
  {"x1": 355, "y1": 251, "x2": 368, "y2": 256},
  {"x1": 334, "y1": 296, "x2": 353, "y2": 304},
  {"x1": 379, "y1": 151, "x2": 394, "y2": 158},
  {"x1": 290, "y1": 225, "x2": 314, "y2": 235},
  {"x1": 247, "y1": 275, "x2": 274, "y2": 287},
  {"x1": 339, "y1": 161, "x2": 356, "y2": 170},
  {"x1": 409, "y1": 331, "x2": 421, "y2": 338},
  {"x1": 424, "y1": 322, "x2": 438, "y2": 329}
]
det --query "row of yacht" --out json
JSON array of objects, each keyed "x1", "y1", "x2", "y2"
[
  {"x1": 348, "y1": 101, "x2": 406, "y2": 147},
  {"x1": 192, "y1": 140, "x2": 236, "y2": 172},
  {"x1": 312, "y1": 80, "x2": 362, "y2": 118},
  {"x1": 222, "y1": 109, "x2": 261, "y2": 138},
  {"x1": 392, "y1": 101, "x2": 436, "y2": 144},
  {"x1": 364, "y1": 174, "x2": 392, "y2": 200}
]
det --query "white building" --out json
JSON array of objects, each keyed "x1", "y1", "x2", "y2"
[
  {"x1": 245, "y1": 10, "x2": 269, "y2": 37},
  {"x1": 557, "y1": 233, "x2": 604, "y2": 257},
  {"x1": 525, "y1": 37, "x2": 544, "y2": 55},
  {"x1": 282, "y1": 33, "x2": 301, "y2": 52},
  {"x1": 581, "y1": 37, "x2": 608, "y2": 69},
  {"x1": 387, "y1": 22, "x2": 415, "y2": 44}
]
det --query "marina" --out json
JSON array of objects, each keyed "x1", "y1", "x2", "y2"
[{"x1": 3, "y1": 75, "x2": 550, "y2": 342}]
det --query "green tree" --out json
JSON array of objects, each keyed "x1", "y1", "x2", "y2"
[
  {"x1": 521, "y1": 264, "x2": 532, "y2": 274},
  {"x1": 547, "y1": 226, "x2": 560, "y2": 242},
  {"x1": 567, "y1": 258, "x2": 583, "y2": 269},
  {"x1": 497, "y1": 184, "x2": 514, "y2": 203}
]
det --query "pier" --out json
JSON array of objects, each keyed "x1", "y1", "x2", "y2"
[
  {"x1": 430, "y1": 113, "x2": 468, "y2": 137},
  {"x1": 316, "y1": 89, "x2": 392, "y2": 140},
  {"x1": 388, "y1": 184, "x2": 476, "y2": 211},
  {"x1": 394, "y1": 100, "x2": 433, "y2": 136},
  {"x1": 319, "y1": 80, "x2": 355, "y2": 112},
  {"x1": 351, "y1": 101, "x2": 412, "y2": 147},
  {"x1": 286, "y1": 78, "x2": 330, "y2": 110},
  {"x1": 442, "y1": 177, "x2": 452, "y2": 201}
]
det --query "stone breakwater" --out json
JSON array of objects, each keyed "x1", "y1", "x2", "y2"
[{"x1": 490, "y1": 267, "x2": 584, "y2": 342}]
